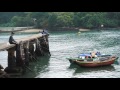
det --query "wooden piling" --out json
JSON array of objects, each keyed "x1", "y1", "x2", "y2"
[
  {"x1": 35, "y1": 39, "x2": 44, "y2": 56},
  {"x1": 7, "y1": 47, "x2": 16, "y2": 68},
  {"x1": 40, "y1": 35, "x2": 50, "y2": 55},
  {"x1": 29, "y1": 41, "x2": 36, "y2": 62},
  {"x1": 24, "y1": 41, "x2": 29, "y2": 66},
  {"x1": 16, "y1": 41, "x2": 25, "y2": 67},
  {"x1": 4, "y1": 46, "x2": 19, "y2": 73}
]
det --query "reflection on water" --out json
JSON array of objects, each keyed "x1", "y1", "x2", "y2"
[
  {"x1": 34, "y1": 55, "x2": 50, "y2": 73},
  {"x1": 0, "y1": 29, "x2": 120, "y2": 78},
  {"x1": 16, "y1": 55, "x2": 50, "y2": 78},
  {"x1": 67, "y1": 63, "x2": 117, "y2": 78},
  {"x1": 69, "y1": 64, "x2": 115, "y2": 74}
]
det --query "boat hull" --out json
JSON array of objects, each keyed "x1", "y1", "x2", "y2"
[
  {"x1": 75, "y1": 56, "x2": 117, "y2": 67},
  {"x1": 67, "y1": 58, "x2": 84, "y2": 63}
]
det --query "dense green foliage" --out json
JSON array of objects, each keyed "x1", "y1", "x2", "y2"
[{"x1": 0, "y1": 12, "x2": 120, "y2": 29}]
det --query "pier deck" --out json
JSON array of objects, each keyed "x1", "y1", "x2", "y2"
[{"x1": 0, "y1": 33, "x2": 44, "y2": 51}]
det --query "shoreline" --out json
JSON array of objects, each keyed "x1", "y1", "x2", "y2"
[
  {"x1": 1, "y1": 27, "x2": 120, "y2": 33},
  {"x1": 48, "y1": 27, "x2": 120, "y2": 31},
  {"x1": 0, "y1": 29, "x2": 43, "y2": 34}
]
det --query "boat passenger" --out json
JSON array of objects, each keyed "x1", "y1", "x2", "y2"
[
  {"x1": 96, "y1": 52, "x2": 101, "y2": 56},
  {"x1": 91, "y1": 52, "x2": 97, "y2": 58}
]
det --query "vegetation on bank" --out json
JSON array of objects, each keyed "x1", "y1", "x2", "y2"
[{"x1": 0, "y1": 12, "x2": 120, "y2": 29}]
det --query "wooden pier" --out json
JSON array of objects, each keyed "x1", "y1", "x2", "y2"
[{"x1": 0, "y1": 33, "x2": 50, "y2": 78}]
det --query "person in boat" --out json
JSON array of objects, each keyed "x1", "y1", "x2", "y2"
[
  {"x1": 78, "y1": 52, "x2": 101, "y2": 59},
  {"x1": 9, "y1": 32, "x2": 18, "y2": 44},
  {"x1": 91, "y1": 51, "x2": 101, "y2": 58},
  {"x1": 78, "y1": 53, "x2": 91, "y2": 59},
  {"x1": 96, "y1": 52, "x2": 101, "y2": 56},
  {"x1": 91, "y1": 52, "x2": 96, "y2": 58},
  {"x1": 79, "y1": 52, "x2": 97, "y2": 59}
]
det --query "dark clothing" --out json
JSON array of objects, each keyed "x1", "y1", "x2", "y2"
[
  {"x1": 9, "y1": 36, "x2": 17, "y2": 44},
  {"x1": 42, "y1": 30, "x2": 49, "y2": 35},
  {"x1": 0, "y1": 64, "x2": 4, "y2": 69}
]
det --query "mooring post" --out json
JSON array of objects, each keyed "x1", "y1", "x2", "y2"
[
  {"x1": 7, "y1": 47, "x2": 16, "y2": 68},
  {"x1": 16, "y1": 41, "x2": 25, "y2": 67},
  {"x1": 16, "y1": 41, "x2": 27, "y2": 73},
  {"x1": 24, "y1": 41, "x2": 29, "y2": 66},
  {"x1": 45, "y1": 35, "x2": 50, "y2": 52},
  {"x1": 29, "y1": 41, "x2": 37, "y2": 62},
  {"x1": 46, "y1": 35, "x2": 51, "y2": 56},
  {"x1": 4, "y1": 46, "x2": 16, "y2": 73},
  {"x1": 35, "y1": 38, "x2": 44, "y2": 56},
  {"x1": 40, "y1": 35, "x2": 50, "y2": 55}
]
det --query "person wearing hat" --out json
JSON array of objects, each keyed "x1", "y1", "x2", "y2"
[{"x1": 9, "y1": 32, "x2": 18, "y2": 44}]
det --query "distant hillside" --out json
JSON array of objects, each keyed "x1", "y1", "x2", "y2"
[{"x1": 0, "y1": 12, "x2": 120, "y2": 29}]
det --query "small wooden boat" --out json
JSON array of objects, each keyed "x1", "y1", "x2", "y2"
[
  {"x1": 74, "y1": 56, "x2": 118, "y2": 67},
  {"x1": 67, "y1": 56, "x2": 118, "y2": 67}
]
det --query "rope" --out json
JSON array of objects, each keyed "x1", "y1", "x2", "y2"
[
  {"x1": 29, "y1": 52, "x2": 37, "y2": 62},
  {"x1": 24, "y1": 66, "x2": 33, "y2": 72}
]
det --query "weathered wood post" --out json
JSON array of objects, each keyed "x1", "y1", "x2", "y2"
[
  {"x1": 45, "y1": 35, "x2": 50, "y2": 53},
  {"x1": 4, "y1": 46, "x2": 16, "y2": 73},
  {"x1": 29, "y1": 41, "x2": 37, "y2": 62},
  {"x1": 8, "y1": 47, "x2": 16, "y2": 68},
  {"x1": 40, "y1": 35, "x2": 50, "y2": 55},
  {"x1": 16, "y1": 41, "x2": 25, "y2": 67},
  {"x1": 16, "y1": 41, "x2": 27, "y2": 73},
  {"x1": 35, "y1": 38, "x2": 44, "y2": 56},
  {"x1": 24, "y1": 41, "x2": 29, "y2": 66}
]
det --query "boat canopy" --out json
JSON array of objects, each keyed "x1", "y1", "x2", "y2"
[{"x1": 78, "y1": 53, "x2": 91, "y2": 57}]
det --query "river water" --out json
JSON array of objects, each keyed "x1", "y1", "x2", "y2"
[{"x1": 0, "y1": 29, "x2": 120, "y2": 78}]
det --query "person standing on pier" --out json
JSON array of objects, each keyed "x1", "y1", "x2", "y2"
[{"x1": 9, "y1": 32, "x2": 18, "y2": 44}]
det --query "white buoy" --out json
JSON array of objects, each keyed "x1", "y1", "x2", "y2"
[{"x1": 101, "y1": 24, "x2": 104, "y2": 28}]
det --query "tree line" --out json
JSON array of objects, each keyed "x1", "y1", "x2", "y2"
[{"x1": 0, "y1": 12, "x2": 120, "y2": 29}]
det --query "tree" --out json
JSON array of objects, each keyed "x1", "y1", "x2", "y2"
[{"x1": 0, "y1": 12, "x2": 120, "y2": 29}]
